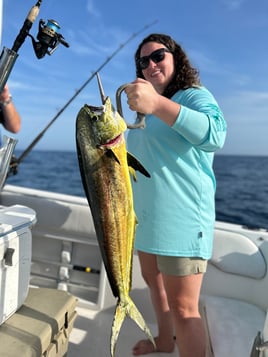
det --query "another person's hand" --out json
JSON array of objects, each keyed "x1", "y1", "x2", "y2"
[
  {"x1": 0, "y1": 84, "x2": 12, "y2": 106},
  {"x1": 0, "y1": 84, "x2": 21, "y2": 133}
]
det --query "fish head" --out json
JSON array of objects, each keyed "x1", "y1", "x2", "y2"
[{"x1": 83, "y1": 96, "x2": 127, "y2": 148}]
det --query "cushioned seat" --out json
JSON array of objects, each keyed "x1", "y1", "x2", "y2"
[{"x1": 200, "y1": 295, "x2": 266, "y2": 357}]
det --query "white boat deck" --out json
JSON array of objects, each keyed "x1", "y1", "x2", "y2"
[
  {"x1": 69, "y1": 305, "x2": 178, "y2": 357},
  {"x1": 0, "y1": 185, "x2": 268, "y2": 356}
]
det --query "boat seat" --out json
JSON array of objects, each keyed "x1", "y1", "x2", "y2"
[
  {"x1": 200, "y1": 295, "x2": 266, "y2": 357},
  {"x1": 0, "y1": 287, "x2": 77, "y2": 357},
  {"x1": 210, "y1": 230, "x2": 267, "y2": 279}
]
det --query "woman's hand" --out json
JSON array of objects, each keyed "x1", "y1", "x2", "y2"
[
  {"x1": 124, "y1": 78, "x2": 159, "y2": 115},
  {"x1": 124, "y1": 78, "x2": 181, "y2": 126}
]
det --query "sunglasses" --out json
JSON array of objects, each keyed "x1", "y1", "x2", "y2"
[{"x1": 138, "y1": 48, "x2": 171, "y2": 70}]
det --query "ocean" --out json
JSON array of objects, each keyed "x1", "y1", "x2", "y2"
[{"x1": 6, "y1": 150, "x2": 268, "y2": 230}]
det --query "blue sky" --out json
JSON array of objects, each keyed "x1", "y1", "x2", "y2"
[{"x1": 1, "y1": 0, "x2": 268, "y2": 156}]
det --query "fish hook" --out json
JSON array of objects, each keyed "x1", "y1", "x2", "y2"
[
  {"x1": 95, "y1": 72, "x2": 146, "y2": 129},
  {"x1": 96, "y1": 72, "x2": 107, "y2": 104},
  {"x1": 116, "y1": 84, "x2": 146, "y2": 129}
]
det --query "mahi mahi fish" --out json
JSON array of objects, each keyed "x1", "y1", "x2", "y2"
[{"x1": 75, "y1": 74, "x2": 155, "y2": 356}]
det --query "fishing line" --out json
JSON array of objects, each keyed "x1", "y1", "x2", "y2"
[{"x1": 10, "y1": 19, "x2": 158, "y2": 174}]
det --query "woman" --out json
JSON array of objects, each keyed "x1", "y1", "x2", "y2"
[{"x1": 125, "y1": 33, "x2": 227, "y2": 356}]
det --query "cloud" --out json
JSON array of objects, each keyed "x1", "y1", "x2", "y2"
[
  {"x1": 189, "y1": 49, "x2": 238, "y2": 81},
  {"x1": 221, "y1": 90, "x2": 268, "y2": 126},
  {"x1": 86, "y1": 0, "x2": 101, "y2": 18},
  {"x1": 189, "y1": 49, "x2": 219, "y2": 73},
  {"x1": 220, "y1": 0, "x2": 246, "y2": 10},
  {"x1": 188, "y1": 47, "x2": 255, "y2": 93},
  {"x1": 219, "y1": 89, "x2": 268, "y2": 155},
  {"x1": 8, "y1": 79, "x2": 31, "y2": 90},
  {"x1": 65, "y1": 20, "x2": 131, "y2": 59}
]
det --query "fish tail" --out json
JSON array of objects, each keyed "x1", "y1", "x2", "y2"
[{"x1": 110, "y1": 296, "x2": 155, "y2": 356}]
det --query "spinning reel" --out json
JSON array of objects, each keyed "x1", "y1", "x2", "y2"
[
  {"x1": 0, "y1": 1, "x2": 69, "y2": 92},
  {"x1": 29, "y1": 18, "x2": 69, "y2": 59}
]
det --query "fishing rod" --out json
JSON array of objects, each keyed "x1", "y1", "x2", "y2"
[
  {"x1": 0, "y1": 0, "x2": 42, "y2": 92},
  {"x1": 32, "y1": 258, "x2": 101, "y2": 275},
  {"x1": 0, "y1": 0, "x2": 69, "y2": 93},
  {"x1": 9, "y1": 19, "x2": 158, "y2": 175}
]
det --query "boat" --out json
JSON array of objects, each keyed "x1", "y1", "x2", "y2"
[
  {"x1": 0, "y1": 2, "x2": 267, "y2": 355},
  {"x1": 0, "y1": 183, "x2": 267, "y2": 356}
]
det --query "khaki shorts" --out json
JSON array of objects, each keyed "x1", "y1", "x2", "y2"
[{"x1": 156, "y1": 256, "x2": 207, "y2": 276}]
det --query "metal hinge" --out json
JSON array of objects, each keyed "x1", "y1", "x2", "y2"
[
  {"x1": 3, "y1": 248, "x2": 15, "y2": 266},
  {"x1": 251, "y1": 331, "x2": 268, "y2": 357}
]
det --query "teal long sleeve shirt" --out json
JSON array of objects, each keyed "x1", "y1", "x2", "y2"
[{"x1": 127, "y1": 86, "x2": 227, "y2": 259}]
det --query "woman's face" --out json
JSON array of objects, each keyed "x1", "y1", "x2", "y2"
[{"x1": 139, "y1": 41, "x2": 175, "y2": 94}]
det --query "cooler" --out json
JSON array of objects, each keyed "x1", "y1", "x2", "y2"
[
  {"x1": 0, "y1": 287, "x2": 77, "y2": 357},
  {"x1": 0, "y1": 204, "x2": 36, "y2": 325}
]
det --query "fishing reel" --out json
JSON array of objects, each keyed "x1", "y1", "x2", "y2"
[
  {"x1": 29, "y1": 19, "x2": 69, "y2": 59},
  {"x1": 0, "y1": 1, "x2": 70, "y2": 93}
]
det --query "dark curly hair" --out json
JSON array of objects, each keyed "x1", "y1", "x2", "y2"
[{"x1": 135, "y1": 33, "x2": 201, "y2": 98}]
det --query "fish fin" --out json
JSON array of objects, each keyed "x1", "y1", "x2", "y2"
[
  {"x1": 127, "y1": 152, "x2": 150, "y2": 178},
  {"x1": 105, "y1": 148, "x2": 121, "y2": 164},
  {"x1": 111, "y1": 296, "x2": 155, "y2": 357},
  {"x1": 129, "y1": 167, "x2": 137, "y2": 182}
]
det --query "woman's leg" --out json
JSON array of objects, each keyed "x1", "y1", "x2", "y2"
[
  {"x1": 132, "y1": 251, "x2": 175, "y2": 355},
  {"x1": 162, "y1": 273, "x2": 206, "y2": 357}
]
